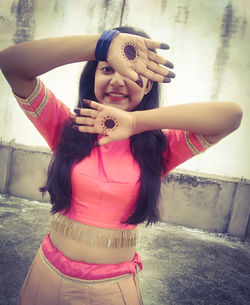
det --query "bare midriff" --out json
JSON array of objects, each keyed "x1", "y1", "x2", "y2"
[{"x1": 50, "y1": 229, "x2": 136, "y2": 264}]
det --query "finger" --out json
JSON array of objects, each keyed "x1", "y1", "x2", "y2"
[
  {"x1": 76, "y1": 125, "x2": 96, "y2": 133},
  {"x1": 75, "y1": 117, "x2": 95, "y2": 126},
  {"x1": 79, "y1": 108, "x2": 98, "y2": 118},
  {"x1": 141, "y1": 68, "x2": 171, "y2": 83},
  {"x1": 147, "y1": 61, "x2": 176, "y2": 78},
  {"x1": 144, "y1": 38, "x2": 170, "y2": 50},
  {"x1": 83, "y1": 99, "x2": 105, "y2": 111},
  {"x1": 148, "y1": 51, "x2": 174, "y2": 69}
]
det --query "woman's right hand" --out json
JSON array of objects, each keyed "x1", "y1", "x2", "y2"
[{"x1": 107, "y1": 32, "x2": 175, "y2": 87}]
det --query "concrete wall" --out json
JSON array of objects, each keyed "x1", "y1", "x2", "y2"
[
  {"x1": 0, "y1": 142, "x2": 249, "y2": 237},
  {"x1": 159, "y1": 171, "x2": 250, "y2": 237},
  {"x1": 0, "y1": 0, "x2": 249, "y2": 180},
  {"x1": 0, "y1": 142, "x2": 51, "y2": 201}
]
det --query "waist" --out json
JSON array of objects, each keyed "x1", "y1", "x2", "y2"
[
  {"x1": 42, "y1": 234, "x2": 142, "y2": 280},
  {"x1": 50, "y1": 212, "x2": 138, "y2": 264}
]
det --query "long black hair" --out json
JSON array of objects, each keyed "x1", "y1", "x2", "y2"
[{"x1": 41, "y1": 26, "x2": 167, "y2": 225}]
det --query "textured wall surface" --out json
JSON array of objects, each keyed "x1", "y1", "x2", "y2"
[{"x1": 0, "y1": 0, "x2": 249, "y2": 180}]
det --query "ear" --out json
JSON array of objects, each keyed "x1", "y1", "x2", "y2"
[{"x1": 144, "y1": 80, "x2": 153, "y2": 95}]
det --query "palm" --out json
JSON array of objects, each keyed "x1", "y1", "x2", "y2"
[
  {"x1": 107, "y1": 33, "x2": 174, "y2": 84},
  {"x1": 108, "y1": 34, "x2": 147, "y2": 81},
  {"x1": 74, "y1": 100, "x2": 135, "y2": 146}
]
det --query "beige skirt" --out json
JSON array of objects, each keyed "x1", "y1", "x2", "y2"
[{"x1": 19, "y1": 247, "x2": 144, "y2": 305}]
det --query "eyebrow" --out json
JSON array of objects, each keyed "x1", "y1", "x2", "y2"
[{"x1": 98, "y1": 61, "x2": 108, "y2": 66}]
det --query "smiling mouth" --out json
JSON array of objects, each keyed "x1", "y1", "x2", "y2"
[{"x1": 105, "y1": 93, "x2": 128, "y2": 102}]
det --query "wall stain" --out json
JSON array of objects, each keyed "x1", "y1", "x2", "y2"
[
  {"x1": 10, "y1": 1, "x2": 16, "y2": 15},
  {"x1": 211, "y1": 2, "x2": 239, "y2": 99},
  {"x1": 164, "y1": 173, "x2": 222, "y2": 190},
  {"x1": 161, "y1": 0, "x2": 168, "y2": 12},
  {"x1": 175, "y1": 5, "x2": 189, "y2": 24},
  {"x1": 13, "y1": 0, "x2": 35, "y2": 44},
  {"x1": 104, "y1": 0, "x2": 110, "y2": 9},
  {"x1": 86, "y1": 2, "x2": 95, "y2": 22},
  {"x1": 119, "y1": 0, "x2": 126, "y2": 26},
  {"x1": 98, "y1": 0, "x2": 109, "y2": 32},
  {"x1": 98, "y1": 0, "x2": 126, "y2": 32},
  {"x1": 239, "y1": 16, "x2": 247, "y2": 39},
  {"x1": 53, "y1": 0, "x2": 59, "y2": 15},
  {"x1": 0, "y1": 16, "x2": 6, "y2": 22}
]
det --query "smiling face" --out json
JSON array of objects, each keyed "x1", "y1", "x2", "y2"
[{"x1": 94, "y1": 62, "x2": 152, "y2": 111}]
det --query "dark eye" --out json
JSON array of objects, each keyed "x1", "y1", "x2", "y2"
[{"x1": 101, "y1": 66, "x2": 114, "y2": 74}]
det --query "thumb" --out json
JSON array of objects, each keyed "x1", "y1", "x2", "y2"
[{"x1": 98, "y1": 136, "x2": 113, "y2": 146}]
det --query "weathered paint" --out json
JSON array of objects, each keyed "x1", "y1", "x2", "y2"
[
  {"x1": 161, "y1": 0, "x2": 168, "y2": 13},
  {"x1": 119, "y1": 0, "x2": 126, "y2": 26},
  {"x1": 13, "y1": 0, "x2": 35, "y2": 44},
  {"x1": 175, "y1": 5, "x2": 189, "y2": 24},
  {"x1": 212, "y1": 3, "x2": 235, "y2": 99}
]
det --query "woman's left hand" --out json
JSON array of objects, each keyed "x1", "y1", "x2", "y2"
[{"x1": 72, "y1": 99, "x2": 136, "y2": 146}]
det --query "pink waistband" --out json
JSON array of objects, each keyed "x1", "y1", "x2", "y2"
[{"x1": 41, "y1": 234, "x2": 143, "y2": 280}]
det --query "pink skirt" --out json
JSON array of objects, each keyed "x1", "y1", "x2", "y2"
[{"x1": 19, "y1": 234, "x2": 144, "y2": 305}]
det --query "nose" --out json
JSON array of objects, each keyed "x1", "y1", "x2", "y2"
[{"x1": 110, "y1": 72, "x2": 125, "y2": 87}]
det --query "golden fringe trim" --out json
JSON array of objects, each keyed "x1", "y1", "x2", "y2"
[{"x1": 51, "y1": 213, "x2": 137, "y2": 248}]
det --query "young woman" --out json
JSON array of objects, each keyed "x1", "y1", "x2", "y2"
[{"x1": 0, "y1": 26, "x2": 242, "y2": 305}]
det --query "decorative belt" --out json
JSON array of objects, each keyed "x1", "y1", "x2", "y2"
[{"x1": 51, "y1": 212, "x2": 137, "y2": 248}]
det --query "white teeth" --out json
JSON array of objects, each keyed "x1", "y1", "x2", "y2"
[{"x1": 107, "y1": 93, "x2": 126, "y2": 97}]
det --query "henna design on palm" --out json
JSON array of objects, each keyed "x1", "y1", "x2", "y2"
[
  {"x1": 101, "y1": 116, "x2": 118, "y2": 132},
  {"x1": 121, "y1": 42, "x2": 139, "y2": 68}
]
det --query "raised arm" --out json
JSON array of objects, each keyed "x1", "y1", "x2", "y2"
[
  {"x1": 0, "y1": 32, "x2": 173, "y2": 99},
  {"x1": 133, "y1": 101, "x2": 243, "y2": 143},
  {"x1": 0, "y1": 35, "x2": 99, "y2": 98},
  {"x1": 72, "y1": 100, "x2": 242, "y2": 146}
]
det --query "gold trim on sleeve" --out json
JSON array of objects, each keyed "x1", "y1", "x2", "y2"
[
  {"x1": 51, "y1": 212, "x2": 137, "y2": 248},
  {"x1": 22, "y1": 87, "x2": 49, "y2": 117},
  {"x1": 13, "y1": 78, "x2": 42, "y2": 106},
  {"x1": 185, "y1": 130, "x2": 199, "y2": 155},
  {"x1": 196, "y1": 134, "x2": 213, "y2": 149}
]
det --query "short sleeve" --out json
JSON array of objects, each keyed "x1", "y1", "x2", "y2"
[
  {"x1": 13, "y1": 78, "x2": 70, "y2": 152},
  {"x1": 162, "y1": 129, "x2": 213, "y2": 177}
]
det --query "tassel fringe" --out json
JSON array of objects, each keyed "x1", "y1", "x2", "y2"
[{"x1": 51, "y1": 213, "x2": 137, "y2": 248}]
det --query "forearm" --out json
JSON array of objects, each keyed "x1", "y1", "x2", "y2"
[
  {"x1": 134, "y1": 102, "x2": 243, "y2": 137},
  {"x1": 0, "y1": 34, "x2": 100, "y2": 79}
]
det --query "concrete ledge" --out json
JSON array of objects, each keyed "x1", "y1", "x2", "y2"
[
  {"x1": 228, "y1": 183, "x2": 250, "y2": 236},
  {"x1": 0, "y1": 142, "x2": 249, "y2": 237},
  {"x1": 160, "y1": 173, "x2": 236, "y2": 232},
  {"x1": 0, "y1": 145, "x2": 11, "y2": 193},
  {"x1": 8, "y1": 147, "x2": 51, "y2": 201}
]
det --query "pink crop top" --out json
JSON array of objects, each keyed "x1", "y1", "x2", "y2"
[{"x1": 13, "y1": 78, "x2": 212, "y2": 230}]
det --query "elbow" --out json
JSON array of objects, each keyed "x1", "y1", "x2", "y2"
[
  {"x1": 0, "y1": 47, "x2": 17, "y2": 76},
  {"x1": 0, "y1": 50, "x2": 4, "y2": 71},
  {"x1": 0, "y1": 49, "x2": 10, "y2": 76},
  {"x1": 230, "y1": 102, "x2": 243, "y2": 132}
]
